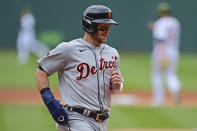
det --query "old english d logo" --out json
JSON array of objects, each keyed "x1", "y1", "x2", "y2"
[{"x1": 108, "y1": 12, "x2": 112, "y2": 19}]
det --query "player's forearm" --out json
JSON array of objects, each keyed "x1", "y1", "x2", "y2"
[
  {"x1": 35, "y1": 68, "x2": 69, "y2": 125},
  {"x1": 35, "y1": 68, "x2": 50, "y2": 92}
]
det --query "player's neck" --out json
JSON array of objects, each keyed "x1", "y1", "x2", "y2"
[{"x1": 83, "y1": 33, "x2": 101, "y2": 47}]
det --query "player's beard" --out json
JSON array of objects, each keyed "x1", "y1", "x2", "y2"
[
  {"x1": 98, "y1": 35, "x2": 108, "y2": 43},
  {"x1": 92, "y1": 33, "x2": 108, "y2": 44}
]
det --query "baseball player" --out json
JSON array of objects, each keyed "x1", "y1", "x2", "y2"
[
  {"x1": 16, "y1": 9, "x2": 49, "y2": 64},
  {"x1": 35, "y1": 5, "x2": 123, "y2": 131},
  {"x1": 148, "y1": 2, "x2": 181, "y2": 106}
]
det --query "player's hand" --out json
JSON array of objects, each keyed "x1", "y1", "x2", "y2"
[
  {"x1": 110, "y1": 70, "x2": 121, "y2": 90},
  {"x1": 60, "y1": 102, "x2": 68, "y2": 107},
  {"x1": 147, "y1": 21, "x2": 154, "y2": 30},
  {"x1": 41, "y1": 88, "x2": 69, "y2": 125}
]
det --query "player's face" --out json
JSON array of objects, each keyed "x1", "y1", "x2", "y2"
[{"x1": 93, "y1": 24, "x2": 110, "y2": 44}]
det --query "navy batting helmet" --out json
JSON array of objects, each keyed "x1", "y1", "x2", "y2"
[{"x1": 82, "y1": 5, "x2": 118, "y2": 34}]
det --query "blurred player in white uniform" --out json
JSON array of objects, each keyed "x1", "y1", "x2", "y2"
[
  {"x1": 148, "y1": 2, "x2": 181, "y2": 106},
  {"x1": 16, "y1": 9, "x2": 49, "y2": 64}
]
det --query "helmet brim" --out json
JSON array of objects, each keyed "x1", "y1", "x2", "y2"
[{"x1": 92, "y1": 19, "x2": 119, "y2": 25}]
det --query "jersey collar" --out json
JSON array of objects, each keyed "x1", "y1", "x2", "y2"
[{"x1": 78, "y1": 38, "x2": 104, "y2": 50}]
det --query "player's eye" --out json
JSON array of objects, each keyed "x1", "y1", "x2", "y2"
[
  {"x1": 97, "y1": 27, "x2": 110, "y2": 32},
  {"x1": 98, "y1": 28, "x2": 105, "y2": 31}
]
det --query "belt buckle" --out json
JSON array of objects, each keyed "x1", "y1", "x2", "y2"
[{"x1": 96, "y1": 113, "x2": 103, "y2": 122}]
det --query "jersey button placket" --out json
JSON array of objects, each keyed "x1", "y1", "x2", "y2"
[{"x1": 95, "y1": 48, "x2": 104, "y2": 111}]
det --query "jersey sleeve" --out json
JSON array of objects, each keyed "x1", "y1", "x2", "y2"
[
  {"x1": 37, "y1": 42, "x2": 70, "y2": 76},
  {"x1": 153, "y1": 22, "x2": 168, "y2": 41}
]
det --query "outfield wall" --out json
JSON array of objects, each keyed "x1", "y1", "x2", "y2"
[{"x1": 1, "y1": 0, "x2": 197, "y2": 51}]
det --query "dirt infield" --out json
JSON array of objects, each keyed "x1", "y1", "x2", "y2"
[{"x1": 0, "y1": 88, "x2": 197, "y2": 107}]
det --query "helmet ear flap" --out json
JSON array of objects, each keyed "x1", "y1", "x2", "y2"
[
  {"x1": 82, "y1": 16, "x2": 97, "y2": 34},
  {"x1": 83, "y1": 16, "x2": 91, "y2": 24}
]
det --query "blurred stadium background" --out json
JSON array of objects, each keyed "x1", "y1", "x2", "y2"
[{"x1": 0, "y1": 0, "x2": 197, "y2": 131}]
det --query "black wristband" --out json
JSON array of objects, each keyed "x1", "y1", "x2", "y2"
[{"x1": 40, "y1": 87, "x2": 50, "y2": 95}]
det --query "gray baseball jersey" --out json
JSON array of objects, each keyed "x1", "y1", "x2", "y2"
[{"x1": 38, "y1": 38, "x2": 123, "y2": 112}]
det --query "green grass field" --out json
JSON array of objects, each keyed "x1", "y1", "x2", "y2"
[
  {"x1": 109, "y1": 106, "x2": 197, "y2": 129},
  {"x1": 0, "y1": 105, "x2": 197, "y2": 131},
  {"x1": 0, "y1": 49, "x2": 197, "y2": 130}
]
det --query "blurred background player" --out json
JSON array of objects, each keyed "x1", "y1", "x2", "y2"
[
  {"x1": 148, "y1": 2, "x2": 181, "y2": 106},
  {"x1": 16, "y1": 8, "x2": 49, "y2": 65}
]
